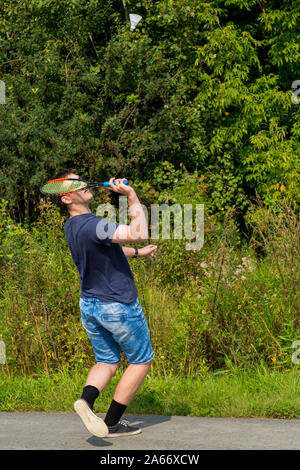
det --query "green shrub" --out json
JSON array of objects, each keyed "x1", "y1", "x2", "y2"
[{"x1": 0, "y1": 197, "x2": 299, "y2": 377}]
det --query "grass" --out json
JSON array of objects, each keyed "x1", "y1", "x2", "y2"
[
  {"x1": 0, "y1": 200, "x2": 299, "y2": 376},
  {"x1": 0, "y1": 201, "x2": 299, "y2": 420},
  {"x1": 1, "y1": 367, "x2": 300, "y2": 419}
]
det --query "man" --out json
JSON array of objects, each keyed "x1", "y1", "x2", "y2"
[{"x1": 53, "y1": 169, "x2": 157, "y2": 438}]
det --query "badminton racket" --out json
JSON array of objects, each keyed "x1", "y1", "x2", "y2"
[{"x1": 40, "y1": 177, "x2": 128, "y2": 196}]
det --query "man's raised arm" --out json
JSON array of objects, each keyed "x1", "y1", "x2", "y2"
[{"x1": 107, "y1": 178, "x2": 149, "y2": 244}]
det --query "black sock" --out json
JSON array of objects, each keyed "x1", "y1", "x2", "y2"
[
  {"x1": 81, "y1": 385, "x2": 99, "y2": 411},
  {"x1": 104, "y1": 399, "x2": 127, "y2": 427}
]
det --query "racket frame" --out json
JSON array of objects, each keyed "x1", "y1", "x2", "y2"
[{"x1": 40, "y1": 177, "x2": 105, "y2": 196}]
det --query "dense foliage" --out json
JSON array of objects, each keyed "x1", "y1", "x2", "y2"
[
  {"x1": 0, "y1": 0, "x2": 299, "y2": 223},
  {"x1": 0, "y1": 1, "x2": 299, "y2": 377},
  {"x1": 0, "y1": 199, "x2": 299, "y2": 376}
]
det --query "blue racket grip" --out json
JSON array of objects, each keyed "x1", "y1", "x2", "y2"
[{"x1": 103, "y1": 180, "x2": 128, "y2": 187}]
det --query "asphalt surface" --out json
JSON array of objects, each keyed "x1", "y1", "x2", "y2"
[{"x1": 1, "y1": 412, "x2": 300, "y2": 450}]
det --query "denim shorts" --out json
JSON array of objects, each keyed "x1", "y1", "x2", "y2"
[{"x1": 79, "y1": 296, "x2": 154, "y2": 365}]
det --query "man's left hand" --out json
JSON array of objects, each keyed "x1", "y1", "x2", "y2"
[{"x1": 138, "y1": 245, "x2": 157, "y2": 260}]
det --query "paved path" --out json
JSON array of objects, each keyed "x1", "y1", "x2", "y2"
[{"x1": 1, "y1": 412, "x2": 300, "y2": 450}]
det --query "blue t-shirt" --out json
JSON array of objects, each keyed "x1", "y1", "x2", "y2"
[{"x1": 64, "y1": 213, "x2": 138, "y2": 304}]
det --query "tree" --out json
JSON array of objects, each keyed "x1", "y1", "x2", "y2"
[{"x1": 0, "y1": 0, "x2": 299, "y2": 224}]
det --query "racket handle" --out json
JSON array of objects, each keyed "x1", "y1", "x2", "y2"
[{"x1": 103, "y1": 180, "x2": 128, "y2": 187}]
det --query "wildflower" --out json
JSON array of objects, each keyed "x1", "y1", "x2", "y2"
[
  {"x1": 200, "y1": 261, "x2": 208, "y2": 269},
  {"x1": 234, "y1": 266, "x2": 243, "y2": 275},
  {"x1": 241, "y1": 256, "x2": 250, "y2": 266}
]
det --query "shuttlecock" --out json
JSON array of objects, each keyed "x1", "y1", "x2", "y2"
[{"x1": 129, "y1": 13, "x2": 142, "y2": 30}]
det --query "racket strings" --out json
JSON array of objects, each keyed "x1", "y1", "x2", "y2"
[{"x1": 40, "y1": 179, "x2": 88, "y2": 195}]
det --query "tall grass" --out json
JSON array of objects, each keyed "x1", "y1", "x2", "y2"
[
  {"x1": 0, "y1": 198, "x2": 299, "y2": 377},
  {"x1": 1, "y1": 367, "x2": 300, "y2": 418}
]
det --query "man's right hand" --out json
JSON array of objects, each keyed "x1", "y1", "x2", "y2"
[{"x1": 108, "y1": 177, "x2": 134, "y2": 197}]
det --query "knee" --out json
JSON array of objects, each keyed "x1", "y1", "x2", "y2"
[
  {"x1": 109, "y1": 363, "x2": 119, "y2": 377},
  {"x1": 96, "y1": 362, "x2": 119, "y2": 377}
]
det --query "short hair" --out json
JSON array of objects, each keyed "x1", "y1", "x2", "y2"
[
  {"x1": 52, "y1": 168, "x2": 78, "y2": 180},
  {"x1": 50, "y1": 168, "x2": 78, "y2": 211}
]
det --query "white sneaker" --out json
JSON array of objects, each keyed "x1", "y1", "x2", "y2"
[{"x1": 74, "y1": 399, "x2": 108, "y2": 438}]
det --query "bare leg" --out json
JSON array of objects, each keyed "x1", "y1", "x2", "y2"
[
  {"x1": 84, "y1": 362, "x2": 119, "y2": 392},
  {"x1": 113, "y1": 360, "x2": 152, "y2": 406},
  {"x1": 74, "y1": 362, "x2": 119, "y2": 438}
]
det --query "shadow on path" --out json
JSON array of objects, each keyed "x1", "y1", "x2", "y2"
[{"x1": 87, "y1": 414, "x2": 171, "y2": 447}]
